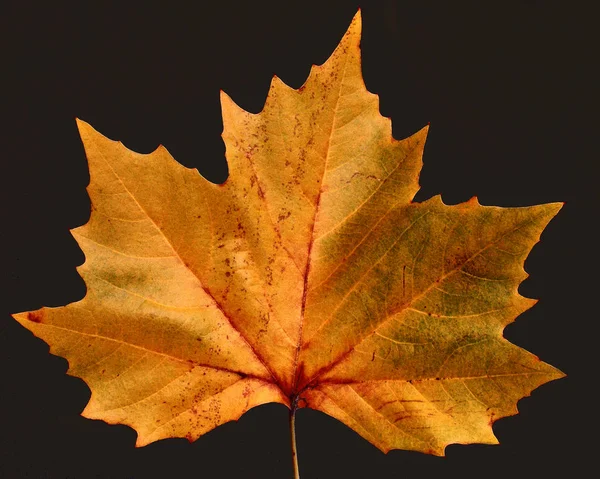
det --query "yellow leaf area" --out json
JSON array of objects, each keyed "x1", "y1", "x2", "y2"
[{"x1": 13, "y1": 12, "x2": 563, "y2": 455}]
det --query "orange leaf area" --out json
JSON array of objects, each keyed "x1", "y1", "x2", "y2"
[{"x1": 13, "y1": 12, "x2": 563, "y2": 455}]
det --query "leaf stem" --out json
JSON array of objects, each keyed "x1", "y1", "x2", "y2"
[{"x1": 290, "y1": 398, "x2": 300, "y2": 479}]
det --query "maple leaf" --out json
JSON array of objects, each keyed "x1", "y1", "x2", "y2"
[{"x1": 12, "y1": 10, "x2": 563, "y2": 472}]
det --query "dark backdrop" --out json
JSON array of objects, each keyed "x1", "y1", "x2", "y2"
[{"x1": 1, "y1": 1, "x2": 595, "y2": 478}]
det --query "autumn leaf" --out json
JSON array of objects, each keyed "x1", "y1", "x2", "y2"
[{"x1": 12, "y1": 10, "x2": 563, "y2": 473}]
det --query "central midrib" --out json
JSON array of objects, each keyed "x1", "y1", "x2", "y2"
[{"x1": 291, "y1": 46, "x2": 353, "y2": 396}]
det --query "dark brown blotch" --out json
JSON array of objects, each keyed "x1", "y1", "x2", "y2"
[{"x1": 27, "y1": 311, "x2": 43, "y2": 323}]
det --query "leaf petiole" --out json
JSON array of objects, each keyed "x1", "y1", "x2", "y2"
[{"x1": 290, "y1": 397, "x2": 300, "y2": 479}]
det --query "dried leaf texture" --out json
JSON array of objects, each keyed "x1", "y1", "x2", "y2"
[{"x1": 13, "y1": 12, "x2": 563, "y2": 454}]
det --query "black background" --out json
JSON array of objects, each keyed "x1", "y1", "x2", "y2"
[{"x1": 0, "y1": 1, "x2": 595, "y2": 478}]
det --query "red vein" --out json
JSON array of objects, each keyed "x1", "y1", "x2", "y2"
[
  {"x1": 316, "y1": 370, "x2": 556, "y2": 386},
  {"x1": 32, "y1": 321, "x2": 265, "y2": 381},
  {"x1": 91, "y1": 143, "x2": 280, "y2": 386},
  {"x1": 300, "y1": 212, "x2": 547, "y2": 389},
  {"x1": 291, "y1": 45, "x2": 352, "y2": 393},
  {"x1": 226, "y1": 127, "x2": 304, "y2": 273}
]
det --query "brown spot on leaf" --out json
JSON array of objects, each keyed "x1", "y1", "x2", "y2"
[
  {"x1": 27, "y1": 311, "x2": 43, "y2": 323},
  {"x1": 278, "y1": 210, "x2": 292, "y2": 222}
]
